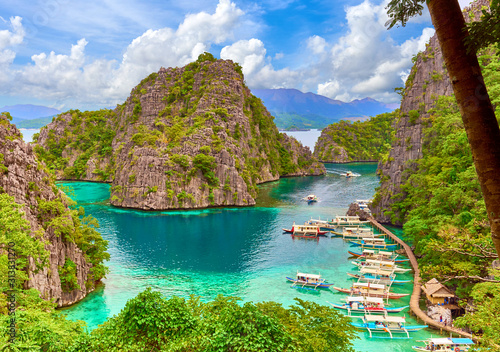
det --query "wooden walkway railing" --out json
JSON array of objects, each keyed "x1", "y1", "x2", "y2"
[{"x1": 368, "y1": 217, "x2": 475, "y2": 340}]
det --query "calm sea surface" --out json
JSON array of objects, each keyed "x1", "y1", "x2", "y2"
[{"x1": 59, "y1": 160, "x2": 437, "y2": 352}]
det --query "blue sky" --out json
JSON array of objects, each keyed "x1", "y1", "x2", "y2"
[{"x1": 0, "y1": 0, "x2": 472, "y2": 111}]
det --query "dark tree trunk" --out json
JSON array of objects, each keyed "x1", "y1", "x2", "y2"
[{"x1": 427, "y1": 0, "x2": 500, "y2": 257}]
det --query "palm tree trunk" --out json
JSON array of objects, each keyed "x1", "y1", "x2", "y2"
[{"x1": 427, "y1": 0, "x2": 500, "y2": 258}]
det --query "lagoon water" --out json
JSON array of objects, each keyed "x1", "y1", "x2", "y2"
[{"x1": 60, "y1": 162, "x2": 436, "y2": 352}]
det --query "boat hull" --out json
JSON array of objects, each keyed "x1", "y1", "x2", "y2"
[
  {"x1": 351, "y1": 322, "x2": 427, "y2": 332},
  {"x1": 286, "y1": 277, "x2": 334, "y2": 289}
]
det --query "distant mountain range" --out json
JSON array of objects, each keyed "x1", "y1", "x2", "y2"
[
  {"x1": 0, "y1": 104, "x2": 61, "y2": 128},
  {"x1": 251, "y1": 88, "x2": 397, "y2": 130},
  {"x1": 1, "y1": 92, "x2": 398, "y2": 131}
]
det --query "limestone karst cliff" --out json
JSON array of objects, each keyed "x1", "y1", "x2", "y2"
[
  {"x1": 371, "y1": 0, "x2": 489, "y2": 224},
  {"x1": 0, "y1": 114, "x2": 108, "y2": 307},
  {"x1": 35, "y1": 55, "x2": 325, "y2": 210}
]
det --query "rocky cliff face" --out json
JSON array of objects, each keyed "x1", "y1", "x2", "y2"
[
  {"x1": 371, "y1": 0, "x2": 489, "y2": 224},
  {"x1": 36, "y1": 57, "x2": 325, "y2": 210},
  {"x1": 313, "y1": 138, "x2": 350, "y2": 163},
  {"x1": 0, "y1": 115, "x2": 99, "y2": 307}
]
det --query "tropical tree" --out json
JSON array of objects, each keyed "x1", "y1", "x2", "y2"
[{"x1": 386, "y1": 0, "x2": 500, "y2": 258}]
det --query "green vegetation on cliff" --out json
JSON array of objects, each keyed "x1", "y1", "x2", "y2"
[
  {"x1": 372, "y1": 47, "x2": 500, "y2": 347},
  {"x1": 33, "y1": 109, "x2": 117, "y2": 181},
  {"x1": 314, "y1": 111, "x2": 396, "y2": 162}
]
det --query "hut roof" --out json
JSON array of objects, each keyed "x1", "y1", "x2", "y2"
[{"x1": 422, "y1": 278, "x2": 455, "y2": 298}]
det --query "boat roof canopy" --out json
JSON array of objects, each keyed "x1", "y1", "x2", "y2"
[
  {"x1": 362, "y1": 238, "x2": 386, "y2": 242},
  {"x1": 366, "y1": 259, "x2": 396, "y2": 265},
  {"x1": 365, "y1": 315, "x2": 405, "y2": 323},
  {"x1": 346, "y1": 296, "x2": 384, "y2": 303},
  {"x1": 296, "y1": 272, "x2": 321, "y2": 280},
  {"x1": 379, "y1": 251, "x2": 394, "y2": 256},
  {"x1": 428, "y1": 338, "x2": 475, "y2": 345},
  {"x1": 360, "y1": 267, "x2": 395, "y2": 276},
  {"x1": 353, "y1": 282, "x2": 385, "y2": 289},
  {"x1": 362, "y1": 249, "x2": 376, "y2": 254}
]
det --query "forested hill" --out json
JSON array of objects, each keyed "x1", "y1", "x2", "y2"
[
  {"x1": 313, "y1": 111, "x2": 396, "y2": 163},
  {"x1": 34, "y1": 54, "x2": 325, "y2": 211},
  {"x1": 369, "y1": 0, "x2": 499, "y2": 346}
]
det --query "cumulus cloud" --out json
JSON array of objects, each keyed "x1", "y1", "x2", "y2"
[
  {"x1": 1, "y1": 0, "x2": 436, "y2": 108},
  {"x1": 2, "y1": 0, "x2": 244, "y2": 108},
  {"x1": 0, "y1": 16, "x2": 24, "y2": 83},
  {"x1": 220, "y1": 38, "x2": 298, "y2": 89},
  {"x1": 218, "y1": 0, "x2": 434, "y2": 103}
]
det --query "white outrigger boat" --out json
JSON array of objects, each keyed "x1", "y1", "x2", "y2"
[
  {"x1": 305, "y1": 217, "x2": 337, "y2": 230},
  {"x1": 332, "y1": 282, "x2": 410, "y2": 299},
  {"x1": 282, "y1": 222, "x2": 328, "y2": 238},
  {"x1": 412, "y1": 337, "x2": 475, "y2": 351},
  {"x1": 303, "y1": 194, "x2": 318, "y2": 203},
  {"x1": 330, "y1": 215, "x2": 370, "y2": 227},
  {"x1": 347, "y1": 267, "x2": 411, "y2": 285},
  {"x1": 331, "y1": 227, "x2": 382, "y2": 239},
  {"x1": 342, "y1": 171, "x2": 359, "y2": 178},
  {"x1": 286, "y1": 272, "x2": 334, "y2": 289},
  {"x1": 350, "y1": 237, "x2": 398, "y2": 250},
  {"x1": 348, "y1": 249, "x2": 410, "y2": 263},
  {"x1": 352, "y1": 314, "x2": 427, "y2": 338},
  {"x1": 351, "y1": 259, "x2": 412, "y2": 273},
  {"x1": 328, "y1": 296, "x2": 409, "y2": 316}
]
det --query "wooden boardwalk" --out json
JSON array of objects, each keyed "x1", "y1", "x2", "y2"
[{"x1": 368, "y1": 217, "x2": 476, "y2": 340}]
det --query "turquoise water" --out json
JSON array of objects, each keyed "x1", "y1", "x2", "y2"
[{"x1": 59, "y1": 162, "x2": 435, "y2": 351}]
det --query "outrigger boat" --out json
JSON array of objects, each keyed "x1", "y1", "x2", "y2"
[
  {"x1": 351, "y1": 259, "x2": 411, "y2": 273},
  {"x1": 330, "y1": 215, "x2": 369, "y2": 227},
  {"x1": 350, "y1": 238, "x2": 398, "y2": 250},
  {"x1": 286, "y1": 272, "x2": 334, "y2": 289},
  {"x1": 347, "y1": 267, "x2": 411, "y2": 285},
  {"x1": 356, "y1": 199, "x2": 371, "y2": 213},
  {"x1": 305, "y1": 217, "x2": 337, "y2": 230},
  {"x1": 332, "y1": 282, "x2": 410, "y2": 299},
  {"x1": 351, "y1": 314, "x2": 427, "y2": 338},
  {"x1": 348, "y1": 249, "x2": 410, "y2": 263},
  {"x1": 412, "y1": 337, "x2": 475, "y2": 351},
  {"x1": 341, "y1": 171, "x2": 359, "y2": 178},
  {"x1": 331, "y1": 227, "x2": 382, "y2": 239},
  {"x1": 303, "y1": 194, "x2": 318, "y2": 203},
  {"x1": 328, "y1": 296, "x2": 409, "y2": 316},
  {"x1": 282, "y1": 222, "x2": 328, "y2": 238}
]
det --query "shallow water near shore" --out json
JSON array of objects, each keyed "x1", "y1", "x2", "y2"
[{"x1": 59, "y1": 162, "x2": 438, "y2": 351}]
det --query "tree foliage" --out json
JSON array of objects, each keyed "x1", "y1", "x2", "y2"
[
  {"x1": 315, "y1": 111, "x2": 396, "y2": 162},
  {"x1": 465, "y1": 0, "x2": 500, "y2": 54},
  {"x1": 85, "y1": 288, "x2": 357, "y2": 352}
]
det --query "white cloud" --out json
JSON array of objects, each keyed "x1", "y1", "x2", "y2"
[
  {"x1": 317, "y1": 80, "x2": 341, "y2": 98},
  {"x1": 2, "y1": 0, "x2": 245, "y2": 108},
  {"x1": 307, "y1": 35, "x2": 327, "y2": 55},
  {"x1": 0, "y1": 0, "x2": 437, "y2": 108},
  {"x1": 220, "y1": 38, "x2": 298, "y2": 89},
  {"x1": 0, "y1": 16, "x2": 24, "y2": 83}
]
